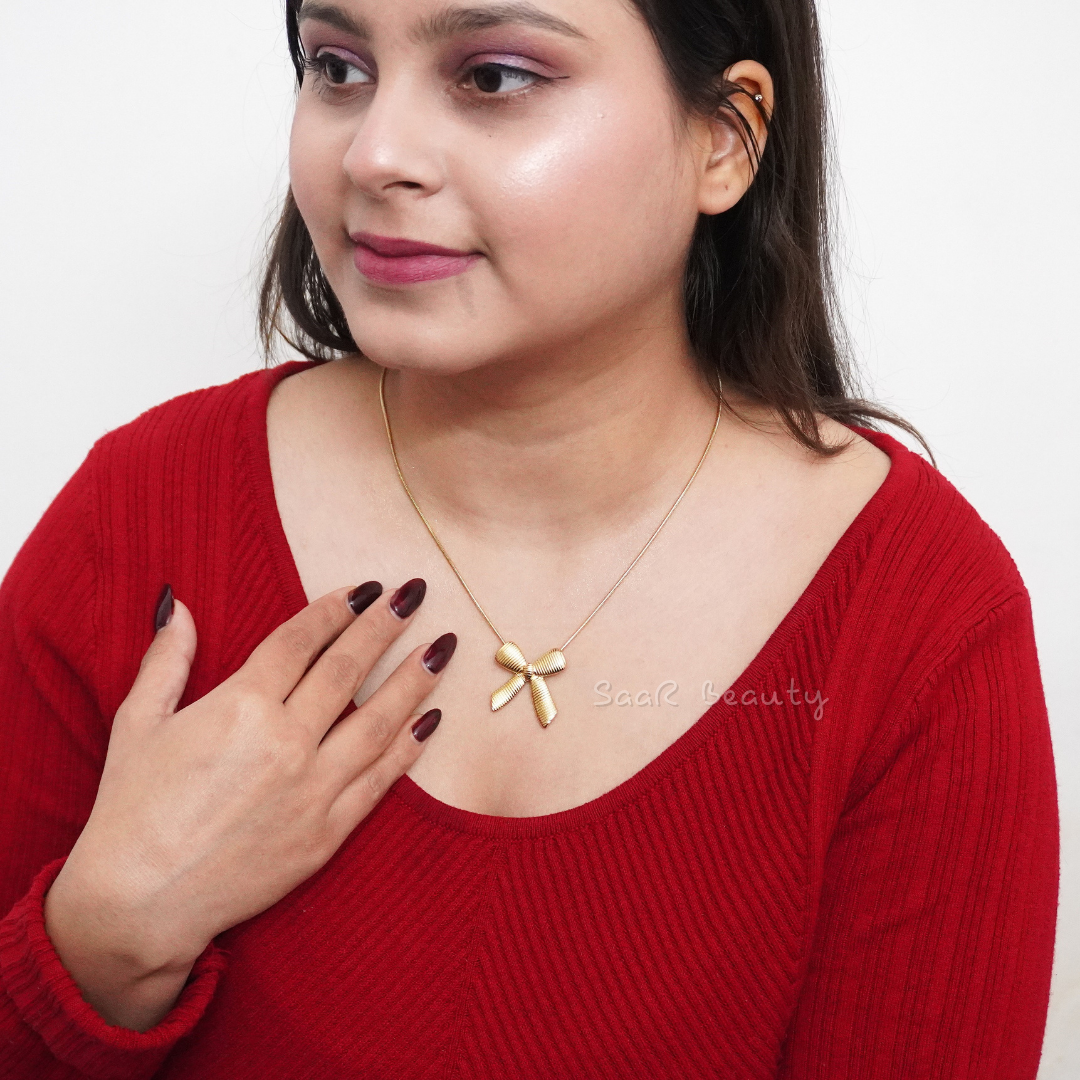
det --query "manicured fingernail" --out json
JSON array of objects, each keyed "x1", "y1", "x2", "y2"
[
  {"x1": 347, "y1": 581, "x2": 383, "y2": 616},
  {"x1": 154, "y1": 584, "x2": 174, "y2": 632},
  {"x1": 411, "y1": 708, "x2": 441, "y2": 742},
  {"x1": 390, "y1": 578, "x2": 426, "y2": 619},
  {"x1": 422, "y1": 632, "x2": 457, "y2": 674}
]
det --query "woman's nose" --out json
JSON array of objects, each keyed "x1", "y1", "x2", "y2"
[{"x1": 340, "y1": 73, "x2": 446, "y2": 201}]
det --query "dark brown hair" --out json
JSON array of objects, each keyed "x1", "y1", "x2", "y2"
[{"x1": 259, "y1": 0, "x2": 934, "y2": 463}]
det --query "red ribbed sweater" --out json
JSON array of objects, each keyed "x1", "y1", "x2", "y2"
[{"x1": 0, "y1": 359, "x2": 1059, "y2": 1079}]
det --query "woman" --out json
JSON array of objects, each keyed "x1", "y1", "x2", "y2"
[{"x1": 0, "y1": 0, "x2": 1058, "y2": 1076}]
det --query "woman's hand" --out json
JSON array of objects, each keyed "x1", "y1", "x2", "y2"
[{"x1": 43, "y1": 578, "x2": 454, "y2": 1032}]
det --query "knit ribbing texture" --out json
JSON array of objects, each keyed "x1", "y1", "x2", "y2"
[{"x1": 0, "y1": 360, "x2": 1059, "y2": 1079}]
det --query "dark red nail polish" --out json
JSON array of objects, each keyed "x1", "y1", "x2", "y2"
[
  {"x1": 154, "y1": 584, "x2": 173, "y2": 632},
  {"x1": 411, "y1": 708, "x2": 441, "y2": 742},
  {"x1": 347, "y1": 581, "x2": 383, "y2": 616},
  {"x1": 390, "y1": 578, "x2": 426, "y2": 619},
  {"x1": 422, "y1": 632, "x2": 457, "y2": 674}
]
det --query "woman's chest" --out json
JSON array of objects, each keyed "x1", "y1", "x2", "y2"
[
  {"x1": 158, "y1": 735, "x2": 814, "y2": 1079},
  {"x1": 265, "y1": 378, "x2": 888, "y2": 817},
  {"x1": 270, "y1": 482, "x2": 844, "y2": 818}
]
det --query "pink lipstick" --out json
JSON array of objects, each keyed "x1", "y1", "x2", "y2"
[{"x1": 350, "y1": 230, "x2": 482, "y2": 285}]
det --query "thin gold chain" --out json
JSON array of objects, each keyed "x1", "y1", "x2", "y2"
[{"x1": 378, "y1": 366, "x2": 722, "y2": 652}]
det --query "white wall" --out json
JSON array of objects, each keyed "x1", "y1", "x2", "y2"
[
  {"x1": 816, "y1": 3, "x2": 1080, "y2": 1072},
  {"x1": 1, "y1": 2, "x2": 1076, "y2": 1072}
]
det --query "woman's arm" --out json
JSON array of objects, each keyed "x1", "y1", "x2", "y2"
[
  {"x1": 0, "y1": 434, "x2": 456, "y2": 1076},
  {"x1": 0, "y1": 446, "x2": 225, "y2": 1079},
  {"x1": 779, "y1": 590, "x2": 1059, "y2": 1078}
]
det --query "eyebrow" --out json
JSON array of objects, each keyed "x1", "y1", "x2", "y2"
[
  {"x1": 296, "y1": 2, "x2": 588, "y2": 44},
  {"x1": 413, "y1": 2, "x2": 588, "y2": 42},
  {"x1": 297, "y1": 3, "x2": 368, "y2": 38}
]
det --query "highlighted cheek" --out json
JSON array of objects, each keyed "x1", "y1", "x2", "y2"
[
  {"x1": 484, "y1": 138, "x2": 614, "y2": 254},
  {"x1": 494, "y1": 141, "x2": 569, "y2": 195}
]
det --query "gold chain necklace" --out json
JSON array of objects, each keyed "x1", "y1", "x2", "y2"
[{"x1": 378, "y1": 366, "x2": 722, "y2": 728}]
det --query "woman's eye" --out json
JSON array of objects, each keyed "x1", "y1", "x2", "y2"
[
  {"x1": 304, "y1": 50, "x2": 372, "y2": 89},
  {"x1": 465, "y1": 63, "x2": 543, "y2": 95}
]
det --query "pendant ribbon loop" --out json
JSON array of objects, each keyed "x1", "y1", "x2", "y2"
[{"x1": 491, "y1": 642, "x2": 566, "y2": 727}]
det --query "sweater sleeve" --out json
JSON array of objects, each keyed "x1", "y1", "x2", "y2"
[
  {"x1": 0, "y1": 446, "x2": 226, "y2": 1080},
  {"x1": 779, "y1": 589, "x2": 1060, "y2": 1079}
]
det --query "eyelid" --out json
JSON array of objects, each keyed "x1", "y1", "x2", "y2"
[
  {"x1": 313, "y1": 44, "x2": 369, "y2": 66},
  {"x1": 462, "y1": 52, "x2": 557, "y2": 77}
]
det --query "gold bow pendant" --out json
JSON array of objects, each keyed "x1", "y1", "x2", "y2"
[{"x1": 490, "y1": 642, "x2": 566, "y2": 727}]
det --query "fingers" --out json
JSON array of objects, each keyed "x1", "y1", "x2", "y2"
[
  {"x1": 119, "y1": 594, "x2": 197, "y2": 725},
  {"x1": 325, "y1": 704, "x2": 443, "y2": 840},
  {"x1": 284, "y1": 579, "x2": 432, "y2": 739},
  {"x1": 316, "y1": 634, "x2": 456, "y2": 791},
  {"x1": 239, "y1": 584, "x2": 373, "y2": 703}
]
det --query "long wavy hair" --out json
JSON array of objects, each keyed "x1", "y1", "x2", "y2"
[{"x1": 258, "y1": 0, "x2": 933, "y2": 463}]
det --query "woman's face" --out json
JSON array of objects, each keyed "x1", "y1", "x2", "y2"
[{"x1": 290, "y1": 0, "x2": 719, "y2": 375}]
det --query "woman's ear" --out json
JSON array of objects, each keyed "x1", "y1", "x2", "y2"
[{"x1": 692, "y1": 60, "x2": 774, "y2": 216}]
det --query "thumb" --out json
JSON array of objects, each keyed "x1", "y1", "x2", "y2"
[{"x1": 127, "y1": 588, "x2": 198, "y2": 720}]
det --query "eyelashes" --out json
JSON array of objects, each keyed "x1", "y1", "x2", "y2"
[{"x1": 301, "y1": 50, "x2": 552, "y2": 104}]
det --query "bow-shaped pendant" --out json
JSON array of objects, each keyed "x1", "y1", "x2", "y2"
[{"x1": 490, "y1": 642, "x2": 566, "y2": 728}]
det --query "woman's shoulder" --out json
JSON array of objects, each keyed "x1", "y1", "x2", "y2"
[
  {"x1": 833, "y1": 420, "x2": 1031, "y2": 679},
  {"x1": 88, "y1": 360, "x2": 319, "y2": 474},
  {"x1": 728, "y1": 399, "x2": 1025, "y2": 616},
  {"x1": 7, "y1": 362, "x2": 312, "y2": 583},
  {"x1": 862, "y1": 426, "x2": 1022, "y2": 584}
]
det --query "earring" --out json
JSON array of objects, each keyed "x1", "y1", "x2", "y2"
[{"x1": 753, "y1": 94, "x2": 764, "y2": 103}]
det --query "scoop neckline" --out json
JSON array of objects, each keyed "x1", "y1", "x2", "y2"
[{"x1": 243, "y1": 358, "x2": 915, "y2": 839}]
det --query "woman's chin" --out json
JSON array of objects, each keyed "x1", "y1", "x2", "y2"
[{"x1": 349, "y1": 344, "x2": 505, "y2": 379}]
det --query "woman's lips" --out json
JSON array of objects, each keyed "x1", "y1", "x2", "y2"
[{"x1": 350, "y1": 230, "x2": 482, "y2": 286}]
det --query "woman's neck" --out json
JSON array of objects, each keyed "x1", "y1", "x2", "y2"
[{"x1": 370, "y1": 330, "x2": 726, "y2": 551}]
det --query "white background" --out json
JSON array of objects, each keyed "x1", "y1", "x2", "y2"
[{"x1": 1, "y1": 2, "x2": 1076, "y2": 1071}]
